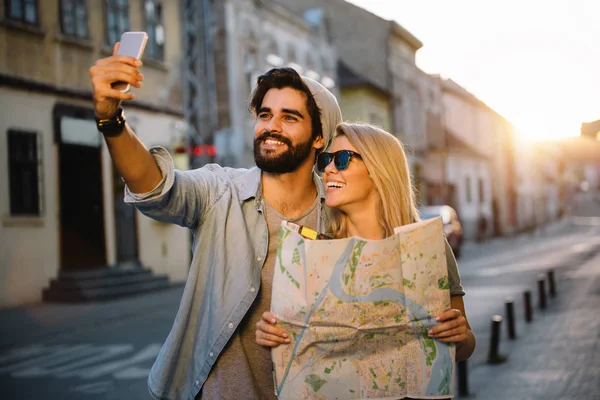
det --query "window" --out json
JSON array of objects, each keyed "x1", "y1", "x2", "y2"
[
  {"x1": 8, "y1": 130, "x2": 42, "y2": 216},
  {"x1": 5, "y1": 0, "x2": 39, "y2": 25},
  {"x1": 465, "y1": 176, "x2": 472, "y2": 203},
  {"x1": 144, "y1": 0, "x2": 164, "y2": 60},
  {"x1": 60, "y1": 0, "x2": 89, "y2": 38},
  {"x1": 105, "y1": 0, "x2": 130, "y2": 46}
]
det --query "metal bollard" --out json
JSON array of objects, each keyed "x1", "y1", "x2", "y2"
[
  {"x1": 524, "y1": 290, "x2": 533, "y2": 323},
  {"x1": 487, "y1": 315, "x2": 507, "y2": 364},
  {"x1": 547, "y1": 269, "x2": 556, "y2": 297},
  {"x1": 537, "y1": 274, "x2": 547, "y2": 309},
  {"x1": 457, "y1": 360, "x2": 469, "y2": 397},
  {"x1": 505, "y1": 297, "x2": 516, "y2": 340}
]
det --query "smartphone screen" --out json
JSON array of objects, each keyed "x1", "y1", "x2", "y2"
[{"x1": 113, "y1": 32, "x2": 148, "y2": 92}]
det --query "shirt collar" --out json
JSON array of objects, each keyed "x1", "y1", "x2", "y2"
[{"x1": 236, "y1": 167, "x2": 326, "y2": 205}]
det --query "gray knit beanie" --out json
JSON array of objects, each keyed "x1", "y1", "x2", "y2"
[{"x1": 301, "y1": 77, "x2": 343, "y2": 150}]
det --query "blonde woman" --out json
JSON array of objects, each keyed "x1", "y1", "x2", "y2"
[{"x1": 256, "y1": 122, "x2": 476, "y2": 363}]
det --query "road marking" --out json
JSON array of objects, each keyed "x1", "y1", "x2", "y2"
[
  {"x1": 55, "y1": 345, "x2": 133, "y2": 378},
  {"x1": 71, "y1": 381, "x2": 114, "y2": 394},
  {"x1": 0, "y1": 346, "x2": 48, "y2": 364},
  {"x1": 0, "y1": 345, "x2": 84, "y2": 374},
  {"x1": 0, "y1": 344, "x2": 161, "y2": 380},
  {"x1": 10, "y1": 345, "x2": 100, "y2": 378},
  {"x1": 114, "y1": 365, "x2": 153, "y2": 379},
  {"x1": 78, "y1": 344, "x2": 162, "y2": 379}
]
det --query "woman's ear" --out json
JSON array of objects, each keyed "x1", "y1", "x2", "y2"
[{"x1": 313, "y1": 135, "x2": 325, "y2": 151}]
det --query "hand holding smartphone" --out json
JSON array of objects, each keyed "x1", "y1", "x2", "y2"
[{"x1": 112, "y1": 31, "x2": 148, "y2": 92}]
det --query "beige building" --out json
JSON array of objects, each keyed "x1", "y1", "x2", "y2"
[
  {"x1": 0, "y1": 0, "x2": 190, "y2": 308},
  {"x1": 387, "y1": 22, "x2": 426, "y2": 170},
  {"x1": 418, "y1": 72, "x2": 447, "y2": 206},
  {"x1": 437, "y1": 78, "x2": 517, "y2": 239},
  {"x1": 208, "y1": 0, "x2": 337, "y2": 168},
  {"x1": 336, "y1": 62, "x2": 392, "y2": 131}
]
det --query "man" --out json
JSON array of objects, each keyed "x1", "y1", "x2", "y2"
[{"x1": 89, "y1": 47, "x2": 342, "y2": 399}]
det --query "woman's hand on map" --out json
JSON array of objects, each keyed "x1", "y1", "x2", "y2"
[
  {"x1": 255, "y1": 311, "x2": 291, "y2": 347},
  {"x1": 428, "y1": 308, "x2": 468, "y2": 343}
]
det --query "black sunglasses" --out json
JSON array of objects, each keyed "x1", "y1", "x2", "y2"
[{"x1": 316, "y1": 150, "x2": 362, "y2": 172}]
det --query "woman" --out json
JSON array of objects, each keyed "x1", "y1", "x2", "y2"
[{"x1": 256, "y1": 123, "x2": 476, "y2": 362}]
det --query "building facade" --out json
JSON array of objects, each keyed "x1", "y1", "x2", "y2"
[
  {"x1": 417, "y1": 72, "x2": 446, "y2": 206},
  {"x1": 336, "y1": 61, "x2": 392, "y2": 131},
  {"x1": 205, "y1": 0, "x2": 337, "y2": 168},
  {"x1": 438, "y1": 78, "x2": 519, "y2": 238},
  {"x1": 438, "y1": 79, "x2": 495, "y2": 240},
  {"x1": 0, "y1": 0, "x2": 190, "y2": 308},
  {"x1": 387, "y1": 22, "x2": 426, "y2": 174},
  {"x1": 514, "y1": 140, "x2": 565, "y2": 231}
]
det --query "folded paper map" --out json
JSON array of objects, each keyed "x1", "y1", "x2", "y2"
[{"x1": 271, "y1": 217, "x2": 455, "y2": 399}]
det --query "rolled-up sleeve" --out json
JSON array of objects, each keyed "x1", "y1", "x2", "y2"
[
  {"x1": 125, "y1": 147, "x2": 174, "y2": 202},
  {"x1": 124, "y1": 146, "x2": 217, "y2": 229}
]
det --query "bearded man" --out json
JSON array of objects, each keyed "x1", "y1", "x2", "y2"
[{"x1": 89, "y1": 56, "x2": 342, "y2": 400}]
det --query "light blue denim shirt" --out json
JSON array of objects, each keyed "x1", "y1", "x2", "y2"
[{"x1": 124, "y1": 147, "x2": 328, "y2": 400}]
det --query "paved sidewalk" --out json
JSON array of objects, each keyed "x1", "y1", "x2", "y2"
[
  {"x1": 460, "y1": 217, "x2": 572, "y2": 262},
  {"x1": 458, "y1": 250, "x2": 600, "y2": 399}
]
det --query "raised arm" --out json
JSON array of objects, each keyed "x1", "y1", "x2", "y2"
[{"x1": 89, "y1": 43, "x2": 162, "y2": 194}]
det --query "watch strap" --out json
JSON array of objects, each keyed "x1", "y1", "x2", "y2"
[{"x1": 96, "y1": 107, "x2": 126, "y2": 137}]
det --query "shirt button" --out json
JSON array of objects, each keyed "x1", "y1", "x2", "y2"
[
  {"x1": 209, "y1": 352, "x2": 214, "y2": 357},
  {"x1": 228, "y1": 322, "x2": 234, "y2": 329},
  {"x1": 257, "y1": 256, "x2": 263, "y2": 262},
  {"x1": 250, "y1": 287, "x2": 256, "y2": 293},
  {"x1": 196, "y1": 380, "x2": 200, "y2": 385}
]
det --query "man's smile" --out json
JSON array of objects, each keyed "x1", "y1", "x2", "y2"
[{"x1": 261, "y1": 138, "x2": 288, "y2": 150}]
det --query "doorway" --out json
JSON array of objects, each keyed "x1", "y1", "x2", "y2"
[
  {"x1": 55, "y1": 105, "x2": 106, "y2": 270},
  {"x1": 59, "y1": 143, "x2": 106, "y2": 269}
]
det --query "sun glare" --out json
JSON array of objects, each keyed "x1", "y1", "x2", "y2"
[
  {"x1": 347, "y1": 0, "x2": 600, "y2": 144},
  {"x1": 512, "y1": 120, "x2": 582, "y2": 143},
  {"x1": 514, "y1": 128, "x2": 570, "y2": 144}
]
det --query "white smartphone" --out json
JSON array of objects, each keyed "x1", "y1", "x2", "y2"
[{"x1": 113, "y1": 31, "x2": 148, "y2": 92}]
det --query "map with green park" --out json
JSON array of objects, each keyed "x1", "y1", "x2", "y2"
[{"x1": 271, "y1": 217, "x2": 455, "y2": 399}]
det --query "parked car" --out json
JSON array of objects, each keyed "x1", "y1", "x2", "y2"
[{"x1": 418, "y1": 205, "x2": 463, "y2": 259}]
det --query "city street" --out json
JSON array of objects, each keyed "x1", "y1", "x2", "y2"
[
  {"x1": 0, "y1": 193, "x2": 599, "y2": 400},
  {"x1": 2, "y1": 1, "x2": 599, "y2": 399}
]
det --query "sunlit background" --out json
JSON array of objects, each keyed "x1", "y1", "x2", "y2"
[{"x1": 348, "y1": 0, "x2": 600, "y2": 142}]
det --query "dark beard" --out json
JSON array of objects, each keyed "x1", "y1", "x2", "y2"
[{"x1": 254, "y1": 132, "x2": 314, "y2": 173}]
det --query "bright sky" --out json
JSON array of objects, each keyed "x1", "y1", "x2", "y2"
[{"x1": 347, "y1": 0, "x2": 600, "y2": 141}]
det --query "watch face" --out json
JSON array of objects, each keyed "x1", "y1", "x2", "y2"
[{"x1": 97, "y1": 108, "x2": 126, "y2": 136}]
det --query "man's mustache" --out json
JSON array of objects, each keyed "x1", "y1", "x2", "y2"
[{"x1": 255, "y1": 131, "x2": 292, "y2": 147}]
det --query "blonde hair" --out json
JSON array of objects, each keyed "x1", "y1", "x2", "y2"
[{"x1": 327, "y1": 123, "x2": 420, "y2": 238}]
